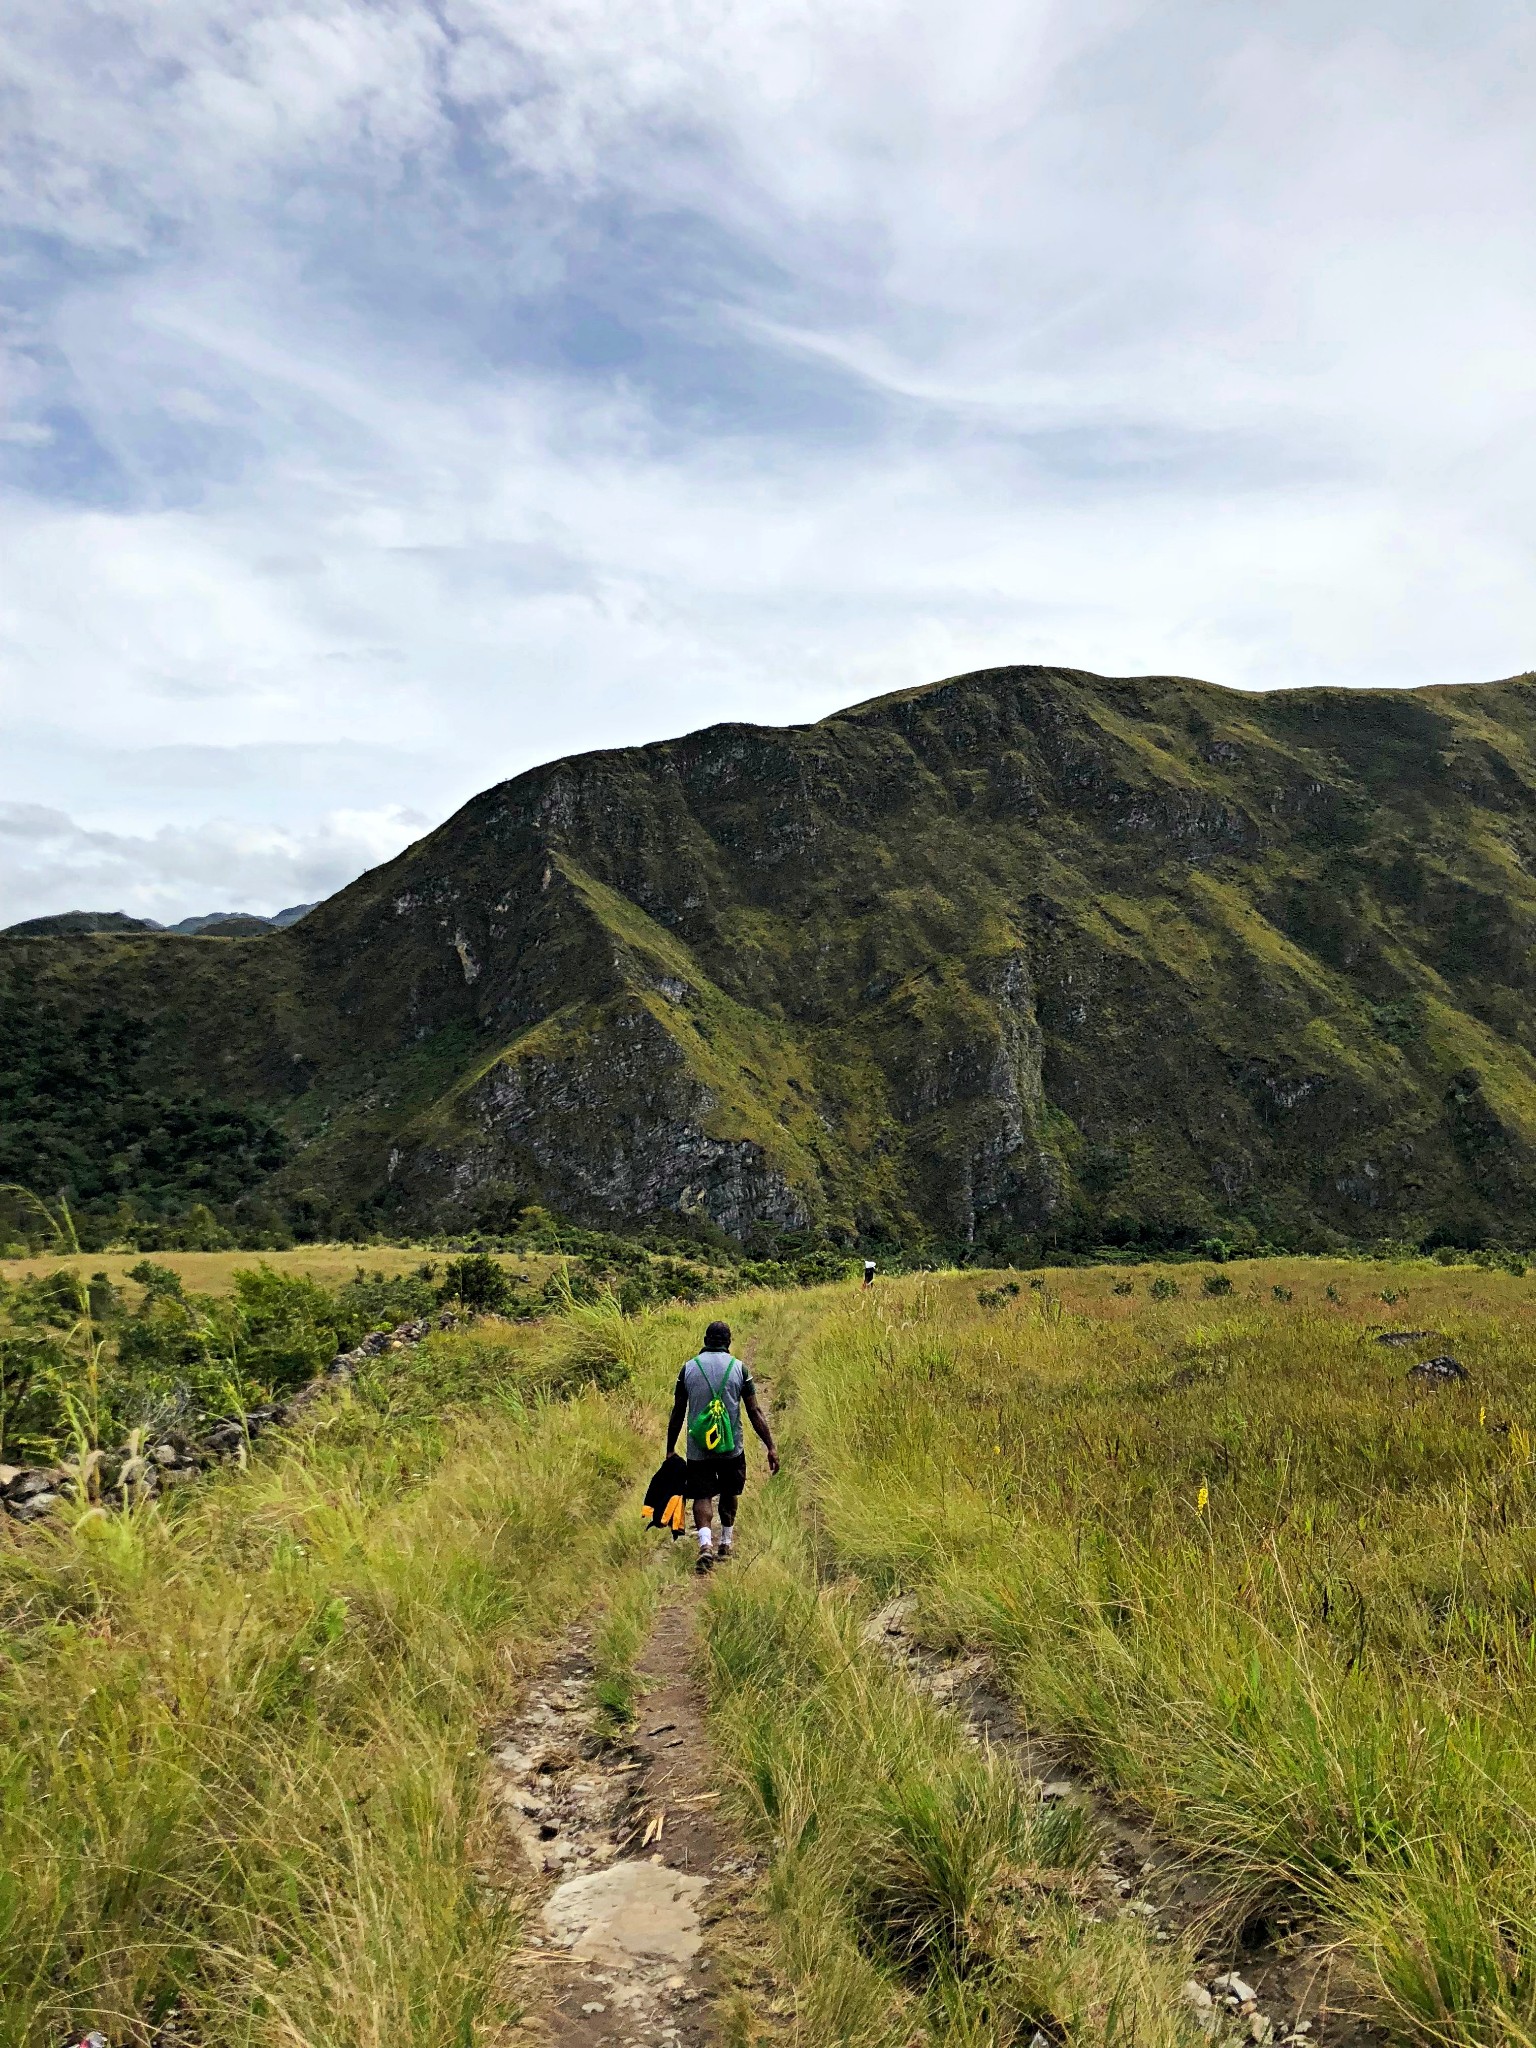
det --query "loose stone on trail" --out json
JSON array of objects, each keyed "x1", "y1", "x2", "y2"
[
  {"x1": 542, "y1": 1861, "x2": 707, "y2": 1968},
  {"x1": 1213, "y1": 1972, "x2": 1259, "y2": 2006}
]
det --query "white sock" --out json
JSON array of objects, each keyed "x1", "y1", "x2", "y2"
[
  {"x1": 719, "y1": 1527, "x2": 734, "y2": 1550},
  {"x1": 696, "y1": 1526, "x2": 713, "y2": 1550}
]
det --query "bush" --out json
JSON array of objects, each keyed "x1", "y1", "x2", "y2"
[
  {"x1": 976, "y1": 1281, "x2": 1021, "y2": 1309},
  {"x1": 1201, "y1": 1272, "x2": 1234, "y2": 1297},
  {"x1": 128, "y1": 1259, "x2": 184, "y2": 1298},
  {"x1": 333, "y1": 1265, "x2": 438, "y2": 1333},
  {"x1": 436, "y1": 1253, "x2": 518, "y2": 1315},
  {"x1": 2, "y1": 1259, "x2": 444, "y2": 1462},
  {"x1": 1150, "y1": 1275, "x2": 1180, "y2": 1301}
]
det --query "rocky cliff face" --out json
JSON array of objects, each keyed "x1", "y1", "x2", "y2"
[{"x1": 8, "y1": 662, "x2": 1536, "y2": 1251}]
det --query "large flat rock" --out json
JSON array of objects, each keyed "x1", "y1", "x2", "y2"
[{"x1": 541, "y1": 1858, "x2": 707, "y2": 1968}]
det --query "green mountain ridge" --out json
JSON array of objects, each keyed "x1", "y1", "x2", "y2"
[
  {"x1": 7, "y1": 662, "x2": 1536, "y2": 1252},
  {"x1": 3, "y1": 903, "x2": 317, "y2": 937}
]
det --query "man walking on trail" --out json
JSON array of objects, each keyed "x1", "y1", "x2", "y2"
[{"x1": 667, "y1": 1320, "x2": 779, "y2": 1574}]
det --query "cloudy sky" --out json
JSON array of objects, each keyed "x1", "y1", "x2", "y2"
[{"x1": 2, "y1": 0, "x2": 1533, "y2": 923}]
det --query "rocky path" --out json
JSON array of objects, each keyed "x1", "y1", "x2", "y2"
[
  {"x1": 492, "y1": 1589, "x2": 771, "y2": 2048},
  {"x1": 868, "y1": 1596, "x2": 1383, "y2": 2048}
]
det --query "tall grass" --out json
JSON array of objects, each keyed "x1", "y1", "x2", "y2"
[
  {"x1": 698, "y1": 1374, "x2": 1205, "y2": 2048},
  {"x1": 0, "y1": 1281, "x2": 779, "y2": 2048},
  {"x1": 0, "y1": 1324, "x2": 651, "y2": 2048},
  {"x1": 784, "y1": 1259, "x2": 1536, "y2": 2045},
  {"x1": 548, "y1": 1274, "x2": 650, "y2": 1390}
]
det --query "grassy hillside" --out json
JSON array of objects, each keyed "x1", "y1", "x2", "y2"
[{"x1": 8, "y1": 664, "x2": 1536, "y2": 1252}]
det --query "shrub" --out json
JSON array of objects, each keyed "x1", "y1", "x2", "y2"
[
  {"x1": 3, "y1": 1259, "x2": 443, "y2": 1462},
  {"x1": 1272, "y1": 1284, "x2": 1293, "y2": 1302},
  {"x1": 1150, "y1": 1275, "x2": 1180, "y2": 1301},
  {"x1": 128, "y1": 1259, "x2": 185, "y2": 1298},
  {"x1": 436, "y1": 1252, "x2": 518, "y2": 1314},
  {"x1": 976, "y1": 1281, "x2": 1021, "y2": 1309},
  {"x1": 332, "y1": 1266, "x2": 438, "y2": 1333},
  {"x1": 1201, "y1": 1272, "x2": 1234, "y2": 1297}
]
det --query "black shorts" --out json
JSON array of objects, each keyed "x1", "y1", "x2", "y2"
[{"x1": 684, "y1": 1452, "x2": 747, "y2": 1501}]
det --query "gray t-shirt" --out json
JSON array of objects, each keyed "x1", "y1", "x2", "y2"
[{"x1": 676, "y1": 1351, "x2": 754, "y2": 1460}]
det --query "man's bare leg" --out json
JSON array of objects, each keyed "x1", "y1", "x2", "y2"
[{"x1": 693, "y1": 1494, "x2": 717, "y2": 1571}]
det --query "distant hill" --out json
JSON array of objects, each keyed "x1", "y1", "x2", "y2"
[
  {"x1": 5, "y1": 911, "x2": 157, "y2": 936},
  {"x1": 6, "y1": 667, "x2": 1536, "y2": 1253},
  {"x1": 170, "y1": 913, "x2": 280, "y2": 937},
  {"x1": 3, "y1": 902, "x2": 318, "y2": 939}
]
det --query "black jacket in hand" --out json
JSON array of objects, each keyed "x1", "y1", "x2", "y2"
[{"x1": 641, "y1": 1453, "x2": 691, "y2": 1537}]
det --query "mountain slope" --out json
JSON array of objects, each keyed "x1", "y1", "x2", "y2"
[
  {"x1": 7, "y1": 664, "x2": 1536, "y2": 1250},
  {"x1": 5, "y1": 911, "x2": 157, "y2": 935}
]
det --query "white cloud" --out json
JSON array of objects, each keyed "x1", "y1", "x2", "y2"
[
  {"x1": 0, "y1": 0, "x2": 1534, "y2": 923},
  {"x1": 0, "y1": 799, "x2": 426, "y2": 924}
]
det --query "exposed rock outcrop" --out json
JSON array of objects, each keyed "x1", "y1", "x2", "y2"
[{"x1": 11, "y1": 663, "x2": 1536, "y2": 1249}]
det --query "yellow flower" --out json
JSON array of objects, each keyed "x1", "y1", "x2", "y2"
[
  {"x1": 1480, "y1": 1403, "x2": 1487, "y2": 1427},
  {"x1": 992, "y1": 1444, "x2": 1001, "y2": 1455},
  {"x1": 1195, "y1": 1482, "x2": 1209, "y2": 1516}
]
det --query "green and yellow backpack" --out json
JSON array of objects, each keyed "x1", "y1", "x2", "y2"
[{"x1": 686, "y1": 1354, "x2": 739, "y2": 1456}]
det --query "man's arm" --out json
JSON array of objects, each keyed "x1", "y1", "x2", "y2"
[
  {"x1": 743, "y1": 1387, "x2": 780, "y2": 1474},
  {"x1": 666, "y1": 1377, "x2": 687, "y2": 1458}
]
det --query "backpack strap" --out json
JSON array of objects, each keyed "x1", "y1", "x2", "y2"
[{"x1": 694, "y1": 1354, "x2": 729, "y2": 1402}]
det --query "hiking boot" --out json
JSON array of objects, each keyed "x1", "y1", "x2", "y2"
[
  {"x1": 695, "y1": 1550, "x2": 715, "y2": 1575},
  {"x1": 714, "y1": 1544, "x2": 734, "y2": 1562}
]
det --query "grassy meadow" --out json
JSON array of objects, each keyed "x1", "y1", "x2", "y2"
[
  {"x1": 0, "y1": 1291, "x2": 759, "y2": 2048},
  {"x1": 7, "y1": 1249, "x2": 1536, "y2": 2048},
  {"x1": 774, "y1": 1254, "x2": 1536, "y2": 2047},
  {"x1": 702, "y1": 1452, "x2": 1204, "y2": 2048},
  {"x1": 0, "y1": 1243, "x2": 566, "y2": 1297}
]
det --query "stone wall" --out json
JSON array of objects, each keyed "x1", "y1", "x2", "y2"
[{"x1": 0, "y1": 1312, "x2": 458, "y2": 1525}]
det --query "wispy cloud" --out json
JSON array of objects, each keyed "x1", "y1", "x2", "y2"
[
  {"x1": 0, "y1": 799, "x2": 427, "y2": 922},
  {"x1": 1, "y1": 0, "x2": 1534, "y2": 921}
]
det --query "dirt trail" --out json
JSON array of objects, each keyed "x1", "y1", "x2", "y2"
[
  {"x1": 868, "y1": 1596, "x2": 1384, "y2": 2048},
  {"x1": 492, "y1": 1590, "x2": 769, "y2": 2048}
]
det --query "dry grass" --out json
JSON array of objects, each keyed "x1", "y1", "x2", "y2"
[
  {"x1": 784, "y1": 1256, "x2": 1536, "y2": 2045},
  {"x1": 16, "y1": 1247, "x2": 1529, "y2": 2048},
  {"x1": 699, "y1": 1394, "x2": 1206, "y2": 2048},
  {"x1": 0, "y1": 1282, "x2": 777, "y2": 2048},
  {"x1": 0, "y1": 1244, "x2": 566, "y2": 1296}
]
